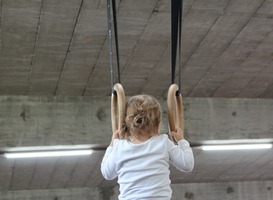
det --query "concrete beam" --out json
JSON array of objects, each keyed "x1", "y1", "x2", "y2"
[{"x1": 0, "y1": 96, "x2": 272, "y2": 148}]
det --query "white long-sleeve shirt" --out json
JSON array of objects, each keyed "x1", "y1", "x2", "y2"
[{"x1": 101, "y1": 134, "x2": 194, "y2": 200}]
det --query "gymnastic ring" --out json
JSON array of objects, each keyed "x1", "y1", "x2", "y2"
[
  {"x1": 111, "y1": 83, "x2": 126, "y2": 138},
  {"x1": 167, "y1": 84, "x2": 184, "y2": 140}
]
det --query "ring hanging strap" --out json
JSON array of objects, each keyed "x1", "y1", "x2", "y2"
[
  {"x1": 171, "y1": 0, "x2": 183, "y2": 89},
  {"x1": 111, "y1": 0, "x2": 121, "y2": 84},
  {"x1": 107, "y1": 1, "x2": 125, "y2": 136},
  {"x1": 107, "y1": 0, "x2": 121, "y2": 93},
  {"x1": 106, "y1": 0, "x2": 114, "y2": 90},
  {"x1": 168, "y1": 0, "x2": 184, "y2": 142}
]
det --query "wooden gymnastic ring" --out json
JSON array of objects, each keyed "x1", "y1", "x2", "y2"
[
  {"x1": 111, "y1": 83, "x2": 126, "y2": 138},
  {"x1": 167, "y1": 84, "x2": 184, "y2": 140}
]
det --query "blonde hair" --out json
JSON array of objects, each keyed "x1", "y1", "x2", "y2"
[{"x1": 121, "y1": 95, "x2": 162, "y2": 139}]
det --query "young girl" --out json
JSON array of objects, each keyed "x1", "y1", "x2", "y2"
[{"x1": 101, "y1": 94, "x2": 194, "y2": 200}]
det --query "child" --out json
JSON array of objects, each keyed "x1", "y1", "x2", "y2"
[{"x1": 101, "y1": 94, "x2": 194, "y2": 200}]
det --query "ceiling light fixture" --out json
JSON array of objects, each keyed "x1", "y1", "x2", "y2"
[
  {"x1": 202, "y1": 143, "x2": 272, "y2": 151},
  {"x1": 4, "y1": 149, "x2": 93, "y2": 159}
]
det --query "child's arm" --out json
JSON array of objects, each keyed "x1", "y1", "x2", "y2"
[
  {"x1": 101, "y1": 130, "x2": 119, "y2": 180},
  {"x1": 168, "y1": 127, "x2": 194, "y2": 172},
  {"x1": 101, "y1": 146, "x2": 118, "y2": 180}
]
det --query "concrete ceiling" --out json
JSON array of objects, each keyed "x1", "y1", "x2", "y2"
[
  {"x1": 0, "y1": 0, "x2": 273, "y2": 192},
  {"x1": 1, "y1": 0, "x2": 273, "y2": 97}
]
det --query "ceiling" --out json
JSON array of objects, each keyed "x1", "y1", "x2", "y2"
[
  {"x1": 1, "y1": 0, "x2": 273, "y2": 98},
  {"x1": 0, "y1": 0, "x2": 273, "y2": 192}
]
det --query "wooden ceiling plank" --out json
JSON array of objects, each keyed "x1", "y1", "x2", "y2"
[
  {"x1": 47, "y1": 156, "x2": 79, "y2": 189},
  {"x1": 27, "y1": 0, "x2": 83, "y2": 95},
  {"x1": 67, "y1": 151, "x2": 104, "y2": 188},
  {"x1": 183, "y1": 0, "x2": 265, "y2": 97},
  {"x1": 187, "y1": 12, "x2": 252, "y2": 97},
  {"x1": 10, "y1": 159, "x2": 36, "y2": 190},
  {"x1": 84, "y1": 151, "x2": 105, "y2": 187},
  {"x1": 213, "y1": 16, "x2": 273, "y2": 97},
  {"x1": 0, "y1": 0, "x2": 42, "y2": 95},
  {"x1": 29, "y1": 157, "x2": 58, "y2": 190},
  {"x1": 56, "y1": 0, "x2": 108, "y2": 95},
  {"x1": 0, "y1": 158, "x2": 14, "y2": 190}
]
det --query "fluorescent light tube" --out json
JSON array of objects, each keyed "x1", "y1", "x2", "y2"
[
  {"x1": 4, "y1": 149, "x2": 93, "y2": 158},
  {"x1": 202, "y1": 143, "x2": 272, "y2": 151}
]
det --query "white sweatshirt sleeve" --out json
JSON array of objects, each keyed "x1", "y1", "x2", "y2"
[
  {"x1": 168, "y1": 138, "x2": 194, "y2": 172},
  {"x1": 100, "y1": 146, "x2": 118, "y2": 180}
]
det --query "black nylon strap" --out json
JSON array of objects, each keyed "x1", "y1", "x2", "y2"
[
  {"x1": 106, "y1": 0, "x2": 114, "y2": 91},
  {"x1": 178, "y1": 0, "x2": 183, "y2": 90},
  {"x1": 107, "y1": 0, "x2": 121, "y2": 94},
  {"x1": 171, "y1": 0, "x2": 183, "y2": 92},
  {"x1": 111, "y1": 0, "x2": 121, "y2": 84}
]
